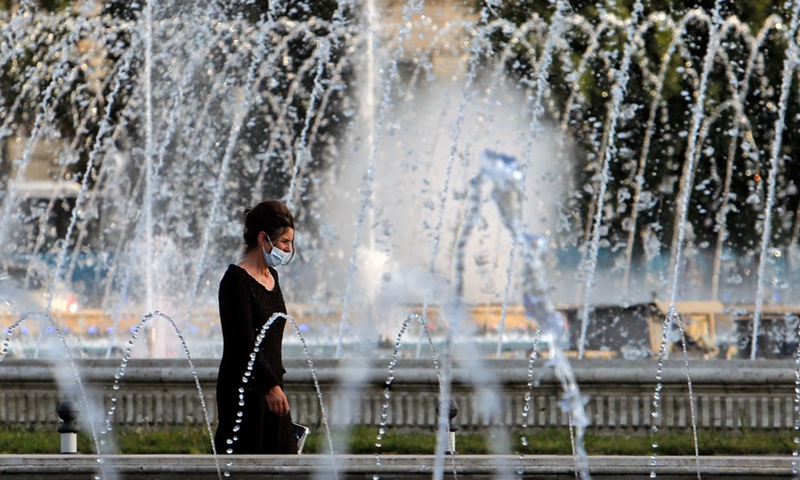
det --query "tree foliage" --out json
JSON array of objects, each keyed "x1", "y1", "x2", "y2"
[
  {"x1": 0, "y1": 0, "x2": 355, "y2": 255},
  {"x1": 483, "y1": 0, "x2": 800, "y2": 289},
  {"x1": 0, "y1": 1, "x2": 357, "y2": 302}
]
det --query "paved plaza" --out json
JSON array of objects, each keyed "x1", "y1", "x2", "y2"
[{"x1": 0, "y1": 454, "x2": 795, "y2": 479}]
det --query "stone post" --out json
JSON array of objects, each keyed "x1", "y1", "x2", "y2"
[
  {"x1": 436, "y1": 397, "x2": 459, "y2": 454},
  {"x1": 57, "y1": 400, "x2": 80, "y2": 454}
]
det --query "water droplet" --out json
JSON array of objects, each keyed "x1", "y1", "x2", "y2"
[
  {"x1": 226, "y1": 461, "x2": 233, "y2": 467},
  {"x1": 224, "y1": 471, "x2": 231, "y2": 477}
]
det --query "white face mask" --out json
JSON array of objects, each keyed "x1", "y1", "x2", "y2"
[{"x1": 262, "y1": 236, "x2": 292, "y2": 268}]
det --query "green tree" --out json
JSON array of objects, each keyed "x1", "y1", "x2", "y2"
[
  {"x1": 0, "y1": 1, "x2": 357, "y2": 300},
  {"x1": 482, "y1": 0, "x2": 800, "y2": 296}
]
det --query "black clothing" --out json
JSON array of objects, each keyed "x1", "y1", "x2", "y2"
[{"x1": 214, "y1": 264, "x2": 296, "y2": 454}]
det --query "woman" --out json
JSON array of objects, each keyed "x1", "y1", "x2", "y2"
[{"x1": 214, "y1": 200, "x2": 297, "y2": 454}]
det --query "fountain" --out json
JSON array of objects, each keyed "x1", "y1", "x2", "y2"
[
  {"x1": 3, "y1": 0, "x2": 800, "y2": 479},
  {"x1": 2, "y1": 0, "x2": 800, "y2": 360}
]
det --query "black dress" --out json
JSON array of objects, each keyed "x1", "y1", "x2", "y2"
[{"x1": 214, "y1": 264, "x2": 296, "y2": 454}]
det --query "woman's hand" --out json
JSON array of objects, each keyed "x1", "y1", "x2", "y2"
[{"x1": 265, "y1": 385, "x2": 290, "y2": 416}]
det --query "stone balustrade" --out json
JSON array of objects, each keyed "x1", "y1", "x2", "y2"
[{"x1": 0, "y1": 359, "x2": 797, "y2": 433}]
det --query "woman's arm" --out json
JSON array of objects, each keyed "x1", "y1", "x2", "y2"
[{"x1": 265, "y1": 385, "x2": 290, "y2": 416}]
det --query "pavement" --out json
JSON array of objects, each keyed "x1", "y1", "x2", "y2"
[{"x1": 0, "y1": 454, "x2": 795, "y2": 479}]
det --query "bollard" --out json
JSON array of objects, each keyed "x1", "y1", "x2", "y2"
[
  {"x1": 57, "y1": 400, "x2": 80, "y2": 454},
  {"x1": 435, "y1": 397, "x2": 459, "y2": 455}
]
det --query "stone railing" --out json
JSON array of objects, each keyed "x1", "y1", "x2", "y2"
[{"x1": 0, "y1": 359, "x2": 797, "y2": 433}]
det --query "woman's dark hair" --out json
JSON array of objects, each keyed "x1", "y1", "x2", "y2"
[{"x1": 242, "y1": 200, "x2": 295, "y2": 254}]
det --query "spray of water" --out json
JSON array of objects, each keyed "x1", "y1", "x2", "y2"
[
  {"x1": 100, "y1": 310, "x2": 221, "y2": 479},
  {"x1": 750, "y1": 0, "x2": 800, "y2": 360},
  {"x1": 334, "y1": 0, "x2": 425, "y2": 358},
  {"x1": 1, "y1": 313, "x2": 111, "y2": 479},
  {"x1": 577, "y1": 0, "x2": 645, "y2": 360},
  {"x1": 373, "y1": 313, "x2": 442, "y2": 479},
  {"x1": 448, "y1": 150, "x2": 592, "y2": 479},
  {"x1": 221, "y1": 312, "x2": 337, "y2": 480}
]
